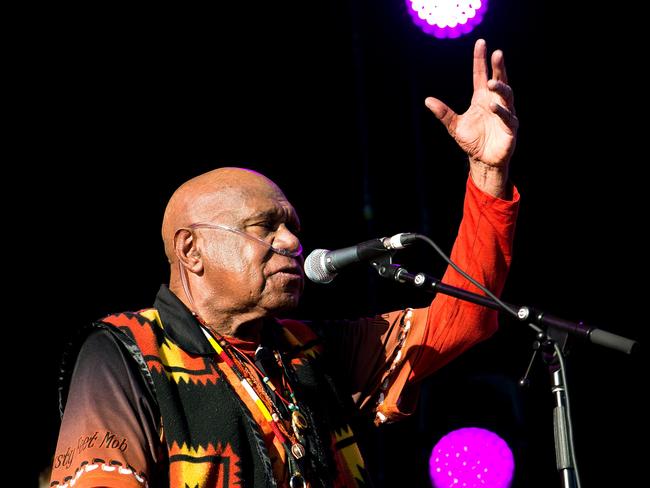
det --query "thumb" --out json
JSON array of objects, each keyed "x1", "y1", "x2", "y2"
[{"x1": 424, "y1": 97, "x2": 456, "y2": 129}]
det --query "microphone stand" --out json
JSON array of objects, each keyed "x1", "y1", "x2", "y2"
[{"x1": 370, "y1": 257, "x2": 639, "y2": 488}]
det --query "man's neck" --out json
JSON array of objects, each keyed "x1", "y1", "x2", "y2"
[
  {"x1": 209, "y1": 318, "x2": 263, "y2": 343},
  {"x1": 169, "y1": 281, "x2": 265, "y2": 343}
]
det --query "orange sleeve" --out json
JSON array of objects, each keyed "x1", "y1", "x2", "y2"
[{"x1": 374, "y1": 177, "x2": 520, "y2": 423}]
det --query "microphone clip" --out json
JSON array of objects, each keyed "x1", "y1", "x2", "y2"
[{"x1": 371, "y1": 253, "x2": 406, "y2": 282}]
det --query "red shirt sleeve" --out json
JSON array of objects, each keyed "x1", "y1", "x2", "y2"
[
  {"x1": 312, "y1": 177, "x2": 519, "y2": 423},
  {"x1": 50, "y1": 330, "x2": 166, "y2": 487},
  {"x1": 374, "y1": 177, "x2": 520, "y2": 422}
]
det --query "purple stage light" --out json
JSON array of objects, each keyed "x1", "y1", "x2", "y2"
[
  {"x1": 405, "y1": 1, "x2": 488, "y2": 39},
  {"x1": 429, "y1": 427, "x2": 514, "y2": 488}
]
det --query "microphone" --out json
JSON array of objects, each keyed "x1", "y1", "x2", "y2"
[{"x1": 304, "y1": 233, "x2": 417, "y2": 284}]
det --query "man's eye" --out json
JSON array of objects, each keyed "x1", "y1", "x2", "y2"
[{"x1": 253, "y1": 222, "x2": 275, "y2": 231}]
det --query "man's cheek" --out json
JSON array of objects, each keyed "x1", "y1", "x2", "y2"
[{"x1": 210, "y1": 246, "x2": 249, "y2": 273}]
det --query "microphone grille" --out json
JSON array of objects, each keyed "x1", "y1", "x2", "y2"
[{"x1": 304, "y1": 249, "x2": 336, "y2": 284}]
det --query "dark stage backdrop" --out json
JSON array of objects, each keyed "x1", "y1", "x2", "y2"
[{"x1": 23, "y1": 2, "x2": 646, "y2": 487}]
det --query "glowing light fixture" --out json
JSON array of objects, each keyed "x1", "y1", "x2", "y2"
[
  {"x1": 429, "y1": 427, "x2": 514, "y2": 488},
  {"x1": 406, "y1": 1, "x2": 488, "y2": 39}
]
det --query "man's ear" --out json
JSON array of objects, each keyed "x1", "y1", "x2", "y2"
[{"x1": 174, "y1": 229, "x2": 203, "y2": 273}]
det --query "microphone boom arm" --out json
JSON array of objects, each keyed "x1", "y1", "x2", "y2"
[{"x1": 370, "y1": 257, "x2": 638, "y2": 355}]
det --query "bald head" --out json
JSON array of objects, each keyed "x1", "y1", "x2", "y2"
[{"x1": 162, "y1": 167, "x2": 287, "y2": 264}]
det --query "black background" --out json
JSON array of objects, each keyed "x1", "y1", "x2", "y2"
[{"x1": 21, "y1": 1, "x2": 647, "y2": 487}]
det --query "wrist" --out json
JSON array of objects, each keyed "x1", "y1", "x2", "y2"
[{"x1": 469, "y1": 158, "x2": 510, "y2": 199}]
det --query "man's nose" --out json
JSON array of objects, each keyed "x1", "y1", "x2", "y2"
[{"x1": 275, "y1": 225, "x2": 302, "y2": 255}]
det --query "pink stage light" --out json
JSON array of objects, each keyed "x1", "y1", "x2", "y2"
[
  {"x1": 406, "y1": 1, "x2": 488, "y2": 39},
  {"x1": 429, "y1": 427, "x2": 514, "y2": 488}
]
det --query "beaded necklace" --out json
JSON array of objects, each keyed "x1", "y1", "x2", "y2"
[{"x1": 199, "y1": 322, "x2": 309, "y2": 488}]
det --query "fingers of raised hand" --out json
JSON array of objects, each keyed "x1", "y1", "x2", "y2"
[
  {"x1": 491, "y1": 49, "x2": 508, "y2": 84},
  {"x1": 489, "y1": 102, "x2": 519, "y2": 132},
  {"x1": 473, "y1": 39, "x2": 488, "y2": 90},
  {"x1": 487, "y1": 79, "x2": 515, "y2": 112}
]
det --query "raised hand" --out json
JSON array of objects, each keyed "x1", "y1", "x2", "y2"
[{"x1": 425, "y1": 39, "x2": 518, "y2": 197}]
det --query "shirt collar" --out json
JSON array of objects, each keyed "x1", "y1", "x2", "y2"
[{"x1": 153, "y1": 284, "x2": 216, "y2": 355}]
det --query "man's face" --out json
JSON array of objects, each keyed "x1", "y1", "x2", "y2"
[{"x1": 195, "y1": 185, "x2": 304, "y2": 316}]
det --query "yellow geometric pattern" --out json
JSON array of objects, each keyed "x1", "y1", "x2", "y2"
[
  {"x1": 168, "y1": 442, "x2": 241, "y2": 487},
  {"x1": 334, "y1": 425, "x2": 367, "y2": 483},
  {"x1": 159, "y1": 337, "x2": 193, "y2": 383},
  {"x1": 140, "y1": 308, "x2": 162, "y2": 327}
]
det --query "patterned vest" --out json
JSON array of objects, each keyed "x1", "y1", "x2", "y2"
[{"x1": 81, "y1": 309, "x2": 372, "y2": 487}]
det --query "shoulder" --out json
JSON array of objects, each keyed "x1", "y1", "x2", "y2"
[
  {"x1": 97, "y1": 309, "x2": 163, "y2": 353},
  {"x1": 69, "y1": 328, "x2": 142, "y2": 397},
  {"x1": 79, "y1": 327, "x2": 127, "y2": 359},
  {"x1": 77, "y1": 327, "x2": 141, "y2": 367},
  {"x1": 58, "y1": 312, "x2": 160, "y2": 416},
  {"x1": 59, "y1": 327, "x2": 147, "y2": 410}
]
